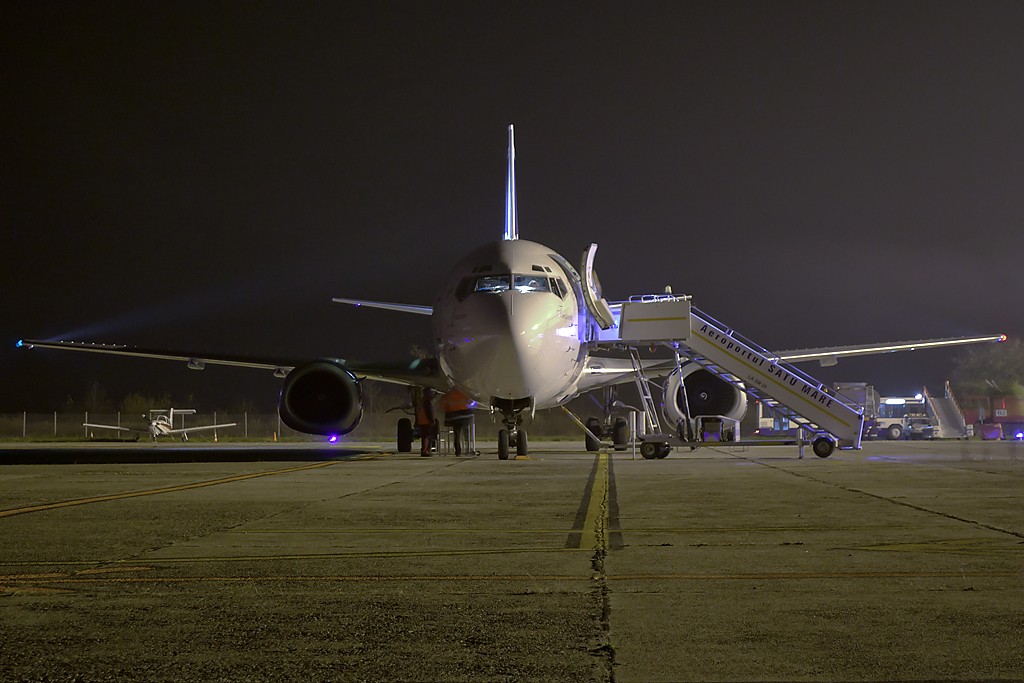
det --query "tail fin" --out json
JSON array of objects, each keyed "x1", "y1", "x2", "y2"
[{"x1": 503, "y1": 124, "x2": 518, "y2": 240}]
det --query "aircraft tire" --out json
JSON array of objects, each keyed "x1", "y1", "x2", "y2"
[
  {"x1": 397, "y1": 418, "x2": 413, "y2": 453},
  {"x1": 612, "y1": 418, "x2": 628, "y2": 451},
  {"x1": 516, "y1": 430, "x2": 528, "y2": 456},
  {"x1": 640, "y1": 441, "x2": 660, "y2": 459},
  {"x1": 498, "y1": 430, "x2": 510, "y2": 460},
  {"x1": 585, "y1": 417, "x2": 601, "y2": 452},
  {"x1": 812, "y1": 437, "x2": 835, "y2": 458}
]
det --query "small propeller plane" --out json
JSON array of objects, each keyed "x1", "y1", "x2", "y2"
[{"x1": 84, "y1": 408, "x2": 236, "y2": 442}]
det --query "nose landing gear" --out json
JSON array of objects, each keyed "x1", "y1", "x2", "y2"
[
  {"x1": 496, "y1": 404, "x2": 530, "y2": 460},
  {"x1": 497, "y1": 426, "x2": 529, "y2": 460}
]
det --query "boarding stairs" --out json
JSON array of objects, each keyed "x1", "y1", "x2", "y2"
[
  {"x1": 611, "y1": 295, "x2": 864, "y2": 449},
  {"x1": 924, "y1": 382, "x2": 968, "y2": 438}
]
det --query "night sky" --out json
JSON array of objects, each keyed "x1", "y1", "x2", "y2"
[{"x1": 3, "y1": 2, "x2": 1021, "y2": 412}]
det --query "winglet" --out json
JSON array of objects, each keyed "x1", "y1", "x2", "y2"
[{"x1": 504, "y1": 124, "x2": 518, "y2": 241}]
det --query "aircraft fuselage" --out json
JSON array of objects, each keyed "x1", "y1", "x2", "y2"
[{"x1": 433, "y1": 239, "x2": 589, "y2": 412}]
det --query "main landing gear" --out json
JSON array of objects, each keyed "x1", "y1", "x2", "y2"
[
  {"x1": 396, "y1": 417, "x2": 441, "y2": 454},
  {"x1": 397, "y1": 418, "x2": 414, "y2": 453},
  {"x1": 584, "y1": 416, "x2": 629, "y2": 452}
]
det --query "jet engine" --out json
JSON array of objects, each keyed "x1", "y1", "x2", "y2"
[
  {"x1": 662, "y1": 363, "x2": 746, "y2": 433},
  {"x1": 279, "y1": 361, "x2": 363, "y2": 436}
]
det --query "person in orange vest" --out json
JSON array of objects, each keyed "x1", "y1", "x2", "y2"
[
  {"x1": 416, "y1": 387, "x2": 436, "y2": 457},
  {"x1": 440, "y1": 387, "x2": 475, "y2": 456}
]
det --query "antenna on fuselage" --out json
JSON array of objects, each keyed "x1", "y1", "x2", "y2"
[{"x1": 504, "y1": 124, "x2": 518, "y2": 241}]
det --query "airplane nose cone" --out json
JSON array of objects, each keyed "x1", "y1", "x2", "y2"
[{"x1": 440, "y1": 293, "x2": 559, "y2": 401}]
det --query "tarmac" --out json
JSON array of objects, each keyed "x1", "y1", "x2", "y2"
[{"x1": 1, "y1": 438, "x2": 1022, "y2": 682}]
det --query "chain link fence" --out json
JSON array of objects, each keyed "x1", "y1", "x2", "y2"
[{"x1": 0, "y1": 406, "x2": 588, "y2": 442}]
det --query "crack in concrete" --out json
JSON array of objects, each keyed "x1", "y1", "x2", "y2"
[
  {"x1": 587, "y1": 453, "x2": 616, "y2": 682},
  {"x1": 740, "y1": 454, "x2": 1024, "y2": 541}
]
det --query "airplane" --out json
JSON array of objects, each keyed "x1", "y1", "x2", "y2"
[
  {"x1": 19, "y1": 125, "x2": 1006, "y2": 459},
  {"x1": 84, "y1": 408, "x2": 236, "y2": 442}
]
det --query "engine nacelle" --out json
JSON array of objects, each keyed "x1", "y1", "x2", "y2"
[
  {"x1": 279, "y1": 361, "x2": 363, "y2": 436},
  {"x1": 662, "y1": 363, "x2": 746, "y2": 431}
]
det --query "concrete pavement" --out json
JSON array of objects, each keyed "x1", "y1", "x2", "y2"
[{"x1": 1, "y1": 439, "x2": 1021, "y2": 681}]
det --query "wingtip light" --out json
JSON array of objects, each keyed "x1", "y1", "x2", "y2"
[{"x1": 999, "y1": 334, "x2": 1008, "y2": 342}]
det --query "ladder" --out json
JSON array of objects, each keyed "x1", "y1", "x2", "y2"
[{"x1": 628, "y1": 346, "x2": 662, "y2": 434}]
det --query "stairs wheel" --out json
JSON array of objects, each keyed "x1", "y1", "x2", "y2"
[
  {"x1": 812, "y1": 436, "x2": 835, "y2": 458},
  {"x1": 640, "y1": 441, "x2": 660, "y2": 459}
]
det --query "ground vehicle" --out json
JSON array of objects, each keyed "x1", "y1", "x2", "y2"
[
  {"x1": 902, "y1": 415, "x2": 936, "y2": 440},
  {"x1": 876, "y1": 395, "x2": 934, "y2": 440}
]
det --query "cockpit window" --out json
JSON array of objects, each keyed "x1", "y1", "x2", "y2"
[
  {"x1": 458, "y1": 273, "x2": 556, "y2": 300},
  {"x1": 474, "y1": 275, "x2": 511, "y2": 293},
  {"x1": 513, "y1": 274, "x2": 550, "y2": 293}
]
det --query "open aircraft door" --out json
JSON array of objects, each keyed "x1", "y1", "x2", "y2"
[{"x1": 581, "y1": 243, "x2": 615, "y2": 330}]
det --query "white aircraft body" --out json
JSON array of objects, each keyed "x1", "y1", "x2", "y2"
[
  {"x1": 20, "y1": 125, "x2": 1005, "y2": 458},
  {"x1": 84, "y1": 408, "x2": 236, "y2": 442}
]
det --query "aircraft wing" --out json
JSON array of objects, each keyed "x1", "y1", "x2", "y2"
[
  {"x1": 20, "y1": 339, "x2": 302, "y2": 373},
  {"x1": 577, "y1": 332, "x2": 1005, "y2": 394},
  {"x1": 18, "y1": 339, "x2": 446, "y2": 388},
  {"x1": 167, "y1": 423, "x2": 237, "y2": 434},
  {"x1": 576, "y1": 356, "x2": 678, "y2": 394},
  {"x1": 776, "y1": 334, "x2": 1007, "y2": 366},
  {"x1": 83, "y1": 423, "x2": 146, "y2": 433}
]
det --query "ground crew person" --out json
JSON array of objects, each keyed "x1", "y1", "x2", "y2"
[
  {"x1": 440, "y1": 387, "x2": 475, "y2": 455},
  {"x1": 416, "y1": 388, "x2": 436, "y2": 456}
]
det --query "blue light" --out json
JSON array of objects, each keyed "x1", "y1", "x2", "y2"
[
  {"x1": 328, "y1": 435, "x2": 338, "y2": 443},
  {"x1": 16, "y1": 340, "x2": 23, "y2": 348},
  {"x1": 1015, "y1": 431, "x2": 1023, "y2": 441}
]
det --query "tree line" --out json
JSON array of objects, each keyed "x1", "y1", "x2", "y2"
[{"x1": 951, "y1": 338, "x2": 1024, "y2": 400}]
